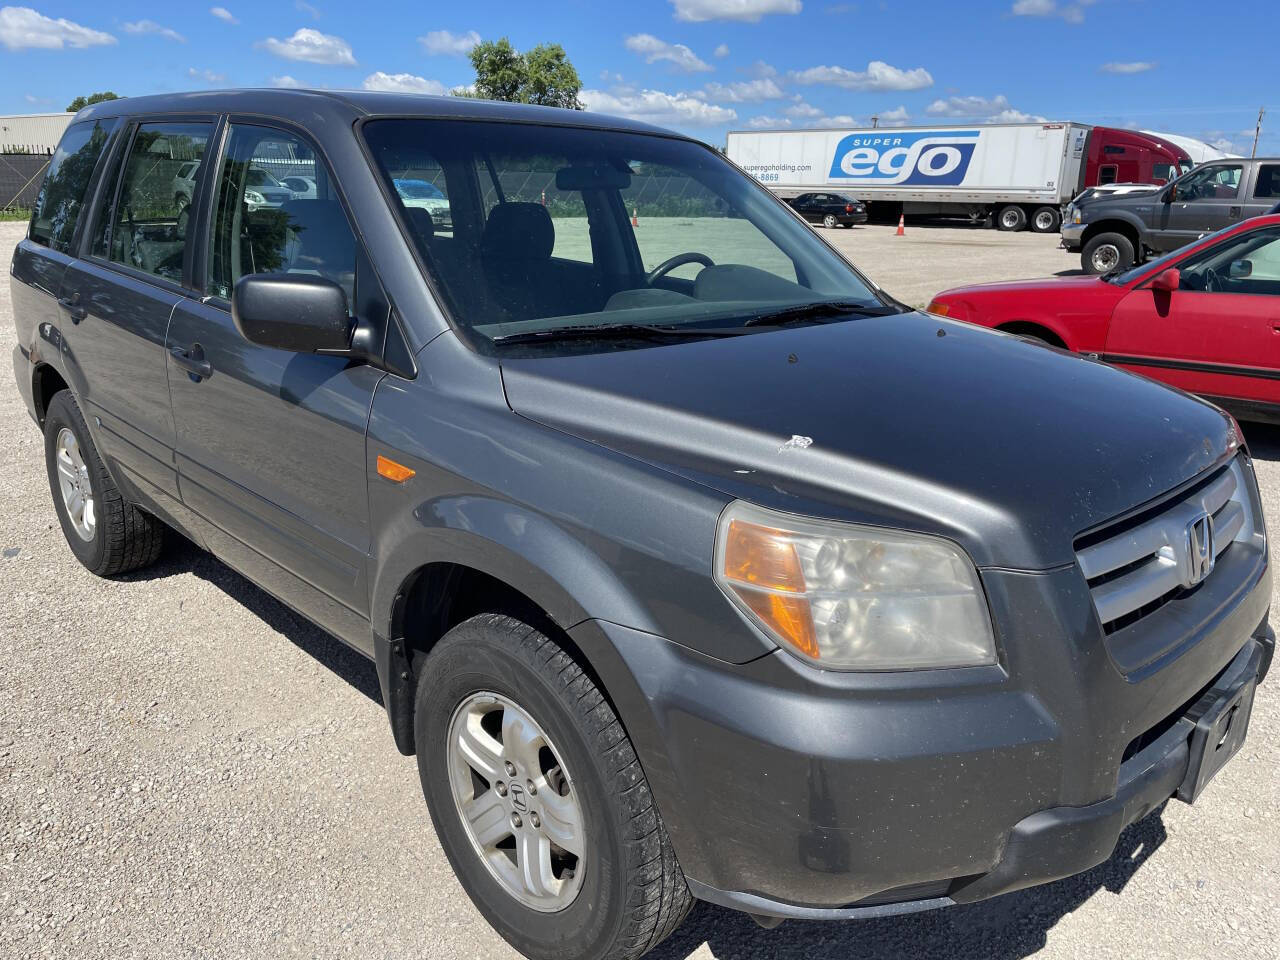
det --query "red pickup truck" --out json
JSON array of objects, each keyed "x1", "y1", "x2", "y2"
[{"x1": 928, "y1": 214, "x2": 1280, "y2": 424}]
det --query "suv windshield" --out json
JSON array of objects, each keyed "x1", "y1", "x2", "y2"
[{"x1": 361, "y1": 119, "x2": 893, "y2": 353}]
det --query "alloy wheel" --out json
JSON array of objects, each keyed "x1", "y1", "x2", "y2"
[
  {"x1": 54, "y1": 427, "x2": 95, "y2": 542},
  {"x1": 447, "y1": 692, "x2": 586, "y2": 912}
]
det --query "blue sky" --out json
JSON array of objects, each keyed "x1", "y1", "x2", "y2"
[{"x1": 0, "y1": 1, "x2": 1272, "y2": 154}]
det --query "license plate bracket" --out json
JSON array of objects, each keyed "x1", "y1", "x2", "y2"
[{"x1": 1176, "y1": 674, "x2": 1257, "y2": 804}]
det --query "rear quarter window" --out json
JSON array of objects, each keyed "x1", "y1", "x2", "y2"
[{"x1": 29, "y1": 118, "x2": 117, "y2": 253}]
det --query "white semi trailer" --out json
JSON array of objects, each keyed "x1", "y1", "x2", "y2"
[{"x1": 726, "y1": 122, "x2": 1092, "y2": 232}]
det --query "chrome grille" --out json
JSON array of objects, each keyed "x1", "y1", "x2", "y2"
[{"x1": 1077, "y1": 459, "x2": 1257, "y2": 630}]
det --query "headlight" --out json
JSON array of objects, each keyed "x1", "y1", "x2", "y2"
[
  {"x1": 246, "y1": 190, "x2": 266, "y2": 205},
  {"x1": 715, "y1": 502, "x2": 996, "y2": 670}
]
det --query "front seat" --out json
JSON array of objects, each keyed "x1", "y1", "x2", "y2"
[{"x1": 480, "y1": 202, "x2": 562, "y2": 321}]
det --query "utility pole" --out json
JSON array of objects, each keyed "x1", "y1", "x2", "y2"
[
  {"x1": 870, "y1": 115, "x2": 879, "y2": 128},
  {"x1": 1252, "y1": 106, "x2": 1265, "y2": 158}
]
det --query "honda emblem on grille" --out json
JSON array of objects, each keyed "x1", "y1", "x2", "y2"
[{"x1": 1182, "y1": 511, "x2": 1216, "y2": 588}]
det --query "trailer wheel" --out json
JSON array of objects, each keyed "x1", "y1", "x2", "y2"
[
  {"x1": 996, "y1": 205, "x2": 1027, "y2": 232},
  {"x1": 1031, "y1": 206, "x2": 1061, "y2": 233}
]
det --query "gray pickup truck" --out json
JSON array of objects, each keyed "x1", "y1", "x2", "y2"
[{"x1": 1064, "y1": 157, "x2": 1280, "y2": 274}]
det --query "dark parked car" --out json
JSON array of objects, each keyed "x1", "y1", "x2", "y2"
[
  {"x1": 787, "y1": 191, "x2": 867, "y2": 227},
  {"x1": 11, "y1": 90, "x2": 1273, "y2": 960},
  {"x1": 1063, "y1": 157, "x2": 1280, "y2": 274}
]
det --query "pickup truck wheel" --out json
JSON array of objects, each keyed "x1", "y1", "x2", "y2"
[
  {"x1": 43, "y1": 390, "x2": 164, "y2": 576},
  {"x1": 416, "y1": 614, "x2": 693, "y2": 960},
  {"x1": 996, "y1": 205, "x2": 1027, "y2": 231},
  {"x1": 1031, "y1": 206, "x2": 1061, "y2": 233},
  {"x1": 1082, "y1": 232, "x2": 1135, "y2": 275}
]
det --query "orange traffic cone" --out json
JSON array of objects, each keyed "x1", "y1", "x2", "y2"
[
  {"x1": 632, "y1": 207, "x2": 639, "y2": 227},
  {"x1": 895, "y1": 214, "x2": 905, "y2": 237}
]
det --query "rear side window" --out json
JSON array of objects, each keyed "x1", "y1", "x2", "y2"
[
  {"x1": 105, "y1": 121, "x2": 215, "y2": 283},
  {"x1": 1254, "y1": 165, "x2": 1280, "y2": 200},
  {"x1": 206, "y1": 123, "x2": 356, "y2": 307},
  {"x1": 28, "y1": 118, "x2": 116, "y2": 253}
]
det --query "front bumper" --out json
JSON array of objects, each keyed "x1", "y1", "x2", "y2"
[
  {"x1": 1060, "y1": 220, "x2": 1085, "y2": 250},
  {"x1": 584, "y1": 551, "x2": 1271, "y2": 919}
]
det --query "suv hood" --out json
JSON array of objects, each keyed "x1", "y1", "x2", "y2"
[{"x1": 501, "y1": 312, "x2": 1235, "y2": 570}]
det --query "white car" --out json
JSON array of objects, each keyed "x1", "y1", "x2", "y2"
[{"x1": 393, "y1": 177, "x2": 451, "y2": 227}]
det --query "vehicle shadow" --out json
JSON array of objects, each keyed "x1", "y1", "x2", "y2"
[
  {"x1": 651, "y1": 809, "x2": 1169, "y2": 960},
  {"x1": 117, "y1": 533, "x2": 383, "y2": 705},
  {"x1": 1053, "y1": 268, "x2": 1087, "y2": 277},
  {"x1": 1243, "y1": 421, "x2": 1280, "y2": 461}
]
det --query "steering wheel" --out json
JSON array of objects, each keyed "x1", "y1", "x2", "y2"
[{"x1": 645, "y1": 252, "x2": 714, "y2": 286}]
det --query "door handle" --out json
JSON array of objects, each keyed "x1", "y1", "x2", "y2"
[
  {"x1": 169, "y1": 344, "x2": 212, "y2": 379},
  {"x1": 56, "y1": 294, "x2": 87, "y2": 323},
  {"x1": 1229, "y1": 206, "x2": 1242, "y2": 218}
]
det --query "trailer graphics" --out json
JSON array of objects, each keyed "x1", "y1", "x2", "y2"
[{"x1": 828, "y1": 130, "x2": 981, "y2": 186}]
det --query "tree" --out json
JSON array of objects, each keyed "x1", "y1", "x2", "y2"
[
  {"x1": 463, "y1": 38, "x2": 582, "y2": 110},
  {"x1": 67, "y1": 92, "x2": 122, "y2": 113}
]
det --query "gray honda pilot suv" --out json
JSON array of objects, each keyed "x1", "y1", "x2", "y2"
[{"x1": 10, "y1": 90, "x2": 1274, "y2": 960}]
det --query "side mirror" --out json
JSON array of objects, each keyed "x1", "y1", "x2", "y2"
[
  {"x1": 1150, "y1": 268, "x2": 1180, "y2": 292},
  {"x1": 232, "y1": 274, "x2": 353, "y2": 353},
  {"x1": 1229, "y1": 259, "x2": 1253, "y2": 279}
]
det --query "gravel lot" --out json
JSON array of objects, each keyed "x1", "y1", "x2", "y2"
[{"x1": 1, "y1": 217, "x2": 1276, "y2": 960}]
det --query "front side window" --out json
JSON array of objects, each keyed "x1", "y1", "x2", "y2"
[
  {"x1": 207, "y1": 124, "x2": 355, "y2": 306},
  {"x1": 29, "y1": 118, "x2": 116, "y2": 253},
  {"x1": 1175, "y1": 164, "x2": 1243, "y2": 202},
  {"x1": 1177, "y1": 226, "x2": 1280, "y2": 293},
  {"x1": 106, "y1": 121, "x2": 214, "y2": 282},
  {"x1": 362, "y1": 118, "x2": 890, "y2": 354}
]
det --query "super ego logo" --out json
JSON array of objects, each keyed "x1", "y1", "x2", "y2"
[{"x1": 828, "y1": 130, "x2": 981, "y2": 186}]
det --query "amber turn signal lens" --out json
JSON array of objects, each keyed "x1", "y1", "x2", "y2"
[
  {"x1": 376, "y1": 455, "x2": 416, "y2": 483},
  {"x1": 926, "y1": 300, "x2": 949, "y2": 316},
  {"x1": 739, "y1": 589, "x2": 819, "y2": 659},
  {"x1": 723, "y1": 519, "x2": 807, "y2": 593}
]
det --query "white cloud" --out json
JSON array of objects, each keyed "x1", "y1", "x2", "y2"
[
  {"x1": 624, "y1": 33, "x2": 712, "y2": 73},
  {"x1": 925, "y1": 94, "x2": 1011, "y2": 117},
  {"x1": 363, "y1": 71, "x2": 447, "y2": 95},
  {"x1": 260, "y1": 27, "x2": 355, "y2": 65},
  {"x1": 991, "y1": 108, "x2": 1047, "y2": 122},
  {"x1": 805, "y1": 114, "x2": 855, "y2": 127},
  {"x1": 701, "y1": 77, "x2": 785, "y2": 101},
  {"x1": 747, "y1": 114, "x2": 790, "y2": 128},
  {"x1": 210, "y1": 7, "x2": 238, "y2": 24},
  {"x1": 875, "y1": 105, "x2": 910, "y2": 125},
  {"x1": 419, "y1": 29, "x2": 480, "y2": 56},
  {"x1": 581, "y1": 87, "x2": 737, "y2": 127},
  {"x1": 747, "y1": 60, "x2": 778, "y2": 78},
  {"x1": 784, "y1": 100, "x2": 823, "y2": 118},
  {"x1": 1011, "y1": 0, "x2": 1097, "y2": 22},
  {"x1": 0, "y1": 6, "x2": 115, "y2": 50},
  {"x1": 123, "y1": 19, "x2": 185, "y2": 42},
  {"x1": 1100, "y1": 61, "x2": 1155, "y2": 74},
  {"x1": 790, "y1": 60, "x2": 932, "y2": 91},
  {"x1": 670, "y1": 0, "x2": 802, "y2": 22},
  {"x1": 271, "y1": 74, "x2": 301, "y2": 87},
  {"x1": 296, "y1": 0, "x2": 320, "y2": 17},
  {"x1": 714, "y1": 43, "x2": 729, "y2": 57},
  {"x1": 188, "y1": 67, "x2": 227, "y2": 85}
]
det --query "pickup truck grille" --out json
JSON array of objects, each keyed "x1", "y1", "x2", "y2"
[{"x1": 1076, "y1": 459, "x2": 1257, "y2": 632}]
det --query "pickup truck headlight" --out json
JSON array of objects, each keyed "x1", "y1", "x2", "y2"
[{"x1": 715, "y1": 502, "x2": 997, "y2": 670}]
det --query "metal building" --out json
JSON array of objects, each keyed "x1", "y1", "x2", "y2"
[{"x1": 0, "y1": 112, "x2": 73, "y2": 154}]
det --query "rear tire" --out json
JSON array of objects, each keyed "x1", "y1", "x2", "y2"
[
  {"x1": 43, "y1": 390, "x2": 164, "y2": 576},
  {"x1": 415, "y1": 614, "x2": 693, "y2": 960},
  {"x1": 996, "y1": 205, "x2": 1027, "y2": 231},
  {"x1": 1031, "y1": 206, "x2": 1061, "y2": 233},
  {"x1": 1082, "y1": 232, "x2": 1135, "y2": 275}
]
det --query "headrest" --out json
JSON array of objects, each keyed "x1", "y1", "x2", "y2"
[
  {"x1": 482, "y1": 202, "x2": 554, "y2": 262},
  {"x1": 280, "y1": 199, "x2": 350, "y2": 236},
  {"x1": 403, "y1": 206, "x2": 435, "y2": 245}
]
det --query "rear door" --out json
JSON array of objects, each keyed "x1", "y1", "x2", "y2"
[
  {"x1": 60, "y1": 118, "x2": 218, "y2": 503},
  {"x1": 1105, "y1": 224, "x2": 1280, "y2": 409},
  {"x1": 1155, "y1": 162, "x2": 1246, "y2": 250},
  {"x1": 166, "y1": 120, "x2": 384, "y2": 638}
]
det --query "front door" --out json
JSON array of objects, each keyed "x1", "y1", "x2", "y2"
[
  {"x1": 1154, "y1": 163, "x2": 1245, "y2": 251},
  {"x1": 1105, "y1": 223, "x2": 1280, "y2": 409},
  {"x1": 166, "y1": 121, "x2": 383, "y2": 640}
]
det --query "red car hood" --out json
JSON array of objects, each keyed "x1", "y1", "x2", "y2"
[{"x1": 933, "y1": 275, "x2": 1114, "y2": 301}]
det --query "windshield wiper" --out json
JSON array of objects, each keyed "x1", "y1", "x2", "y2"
[
  {"x1": 743, "y1": 300, "x2": 891, "y2": 327},
  {"x1": 490, "y1": 322, "x2": 756, "y2": 346}
]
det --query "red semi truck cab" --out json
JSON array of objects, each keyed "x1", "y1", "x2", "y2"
[{"x1": 1084, "y1": 127, "x2": 1193, "y2": 189}]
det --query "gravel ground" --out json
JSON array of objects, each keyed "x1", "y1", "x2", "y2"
[{"x1": 1, "y1": 217, "x2": 1277, "y2": 960}]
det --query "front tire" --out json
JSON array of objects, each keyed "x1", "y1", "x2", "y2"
[
  {"x1": 1082, "y1": 232, "x2": 1135, "y2": 275},
  {"x1": 415, "y1": 615, "x2": 692, "y2": 960},
  {"x1": 43, "y1": 390, "x2": 164, "y2": 576},
  {"x1": 822, "y1": 213, "x2": 837, "y2": 228}
]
